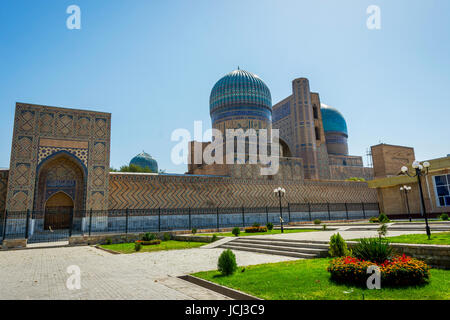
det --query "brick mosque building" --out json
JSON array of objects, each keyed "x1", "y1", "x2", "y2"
[{"x1": 0, "y1": 69, "x2": 380, "y2": 236}]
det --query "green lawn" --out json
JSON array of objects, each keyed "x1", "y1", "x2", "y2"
[
  {"x1": 196, "y1": 229, "x2": 321, "y2": 237},
  {"x1": 100, "y1": 240, "x2": 208, "y2": 254},
  {"x1": 382, "y1": 232, "x2": 450, "y2": 245},
  {"x1": 193, "y1": 258, "x2": 450, "y2": 300}
]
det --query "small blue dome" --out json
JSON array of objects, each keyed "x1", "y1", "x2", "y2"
[
  {"x1": 129, "y1": 151, "x2": 158, "y2": 173},
  {"x1": 210, "y1": 69, "x2": 272, "y2": 123},
  {"x1": 320, "y1": 104, "x2": 348, "y2": 136}
]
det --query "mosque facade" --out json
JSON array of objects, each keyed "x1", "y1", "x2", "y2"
[
  {"x1": 188, "y1": 69, "x2": 373, "y2": 181},
  {"x1": 0, "y1": 70, "x2": 378, "y2": 229}
]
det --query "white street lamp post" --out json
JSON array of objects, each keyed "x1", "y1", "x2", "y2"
[{"x1": 400, "y1": 161, "x2": 431, "y2": 239}]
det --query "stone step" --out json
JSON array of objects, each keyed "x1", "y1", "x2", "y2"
[
  {"x1": 230, "y1": 241, "x2": 328, "y2": 256},
  {"x1": 233, "y1": 238, "x2": 330, "y2": 250},
  {"x1": 219, "y1": 244, "x2": 319, "y2": 259},
  {"x1": 236, "y1": 237, "x2": 329, "y2": 245}
]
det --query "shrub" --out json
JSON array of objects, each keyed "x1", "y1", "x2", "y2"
[
  {"x1": 136, "y1": 240, "x2": 161, "y2": 246},
  {"x1": 105, "y1": 238, "x2": 112, "y2": 245},
  {"x1": 328, "y1": 233, "x2": 351, "y2": 257},
  {"x1": 266, "y1": 222, "x2": 274, "y2": 231},
  {"x1": 352, "y1": 237, "x2": 393, "y2": 264},
  {"x1": 377, "y1": 223, "x2": 388, "y2": 238},
  {"x1": 218, "y1": 249, "x2": 238, "y2": 276},
  {"x1": 313, "y1": 219, "x2": 321, "y2": 225},
  {"x1": 245, "y1": 226, "x2": 268, "y2": 233},
  {"x1": 191, "y1": 228, "x2": 197, "y2": 235},
  {"x1": 441, "y1": 213, "x2": 449, "y2": 221},
  {"x1": 369, "y1": 216, "x2": 379, "y2": 223},
  {"x1": 327, "y1": 255, "x2": 430, "y2": 287},
  {"x1": 322, "y1": 224, "x2": 327, "y2": 231},
  {"x1": 252, "y1": 222, "x2": 261, "y2": 228},
  {"x1": 143, "y1": 232, "x2": 157, "y2": 241},
  {"x1": 163, "y1": 233, "x2": 171, "y2": 241},
  {"x1": 211, "y1": 234, "x2": 218, "y2": 243},
  {"x1": 134, "y1": 242, "x2": 142, "y2": 251},
  {"x1": 378, "y1": 213, "x2": 390, "y2": 223},
  {"x1": 232, "y1": 227, "x2": 240, "y2": 237}
]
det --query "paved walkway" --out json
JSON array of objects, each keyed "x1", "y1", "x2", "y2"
[
  {"x1": 0, "y1": 227, "x2": 437, "y2": 300},
  {"x1": 0, "y1": 245, "x2": 295, "y2": 300}
]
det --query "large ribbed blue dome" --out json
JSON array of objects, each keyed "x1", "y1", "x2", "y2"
[
  {"x1": 210, "y1": 69, "x2": 272, "y2": 124},
  {"x1": 320, "y1": 104, "x2": 348, "y2": 136},
  {"x1": 129, "y1": 151, "x2": 158, "y2": 173}
]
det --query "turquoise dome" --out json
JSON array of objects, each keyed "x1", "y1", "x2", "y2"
[
  {"x1": 320, "y1": 104, "x2": 348, "y2": 136},
  {"x1": 129, "y1": 151, "x2": 158, "y2": 173},
  {"x1": 209, "y1": 69, "x2": 272, "y2": 123}
]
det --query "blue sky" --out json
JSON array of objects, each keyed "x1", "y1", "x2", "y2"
[{"x1": 0, "y1": 0, "x2": 449, "y2": 173}]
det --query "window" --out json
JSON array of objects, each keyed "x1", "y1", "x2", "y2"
[
  {"x1": 313, "y1": 105, "x2": 318, "y2": 119},
  {"x1": 434, "y1": 174, "x2": 450, "y2": 207},
  {"x1": 315, "y1": 126, "x2": 320, "y2": 140}
]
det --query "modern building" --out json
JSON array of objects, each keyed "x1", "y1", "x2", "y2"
[{"x1": 368, "y1": 143, "x2": 450, "y2": 217}]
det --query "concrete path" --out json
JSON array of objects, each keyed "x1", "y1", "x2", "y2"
[{"x1": 0, "y1": 245, "x2": 295, "y2": 300}]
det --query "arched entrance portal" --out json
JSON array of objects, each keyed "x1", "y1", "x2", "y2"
[
  {"x1": 44, "y1": 192, "x2": 74, "y2": 230},
  {"x1": 34, "y1": 152, "x2": 86, "y2": 234}
]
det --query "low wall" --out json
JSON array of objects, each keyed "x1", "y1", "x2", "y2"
[
  {"x1": 68, "y1": 230, "x2": 216, "y2": 246},
  {"x1": 1, "y1": 239, "x2": 27, "y2": 249}
]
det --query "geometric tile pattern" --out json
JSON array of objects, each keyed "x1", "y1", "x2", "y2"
[
  {"x1": 5, "y1": 103, "x2": 111, "y2": 212},
  {"x1": 108, "y1": 173, "x2": 378, "y2": 209},
  {"x1": 38, "y1": 146, "x2": 88, "y2": 167}
]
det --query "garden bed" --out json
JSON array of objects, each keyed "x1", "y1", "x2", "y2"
[{"x1": 193, "y1": 258, "x2": 450, "y2": 300}]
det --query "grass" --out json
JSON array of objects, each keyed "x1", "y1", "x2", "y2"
[
  {"x1": 100, "y1": 240, "x2": 208, "y2": 254},
  {"x1": 381, "y1": 232, "x2": 450, "y2": 245},
  {"x1": 196, "y1": 229, "x2": 321, "y2": 237},
  {"x1": 193, "y1": 258, "x2": 450, "y2": 300}
]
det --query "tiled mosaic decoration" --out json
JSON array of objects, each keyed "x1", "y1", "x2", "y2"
[{"x1": 6, "y1": 103, "x2": 111, "y2": 212}]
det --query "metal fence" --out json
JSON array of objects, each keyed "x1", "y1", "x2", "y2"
[{"x1": 0, "y1": 202, "x2": 380, "y2": 244}]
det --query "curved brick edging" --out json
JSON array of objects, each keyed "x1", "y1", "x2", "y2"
[
  {"x1": 93, "y1": 245, "x2": 121, "y2": 255},
  {"x1": 178, "y1": 275, "x2": 262, "y2": 300}
]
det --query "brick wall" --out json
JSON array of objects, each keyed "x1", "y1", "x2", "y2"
[
  {"x1": 329, "y1": 165, "x2": 374, "y2": 181},
  {"x1": 0, "y1": 170, "x2": 8, "y2": 213},
  {"x1": 108, "y1": 172, "x2": 378, "y2": 209},
  {"x1": 371, "y1": 144, "x2": 415, "y2": 179}
]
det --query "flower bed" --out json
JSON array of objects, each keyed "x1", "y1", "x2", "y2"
[
  {"x1": 244, "y1": 226, "x2": 268, "y2": 233},
  {"x1": 328, "y1": 254, "x2": 430, "y2": 287},
  {"x1": 135, "y1": 240, "x2": 161, "y2": 246}
]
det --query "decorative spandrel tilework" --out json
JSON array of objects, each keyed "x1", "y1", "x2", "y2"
[
  {"x1": 38, "y1": 146, "x2": 88, "y2": 167},
  {"x1": 6, "y1": 103, "x2": 111, "y2": 212}
]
